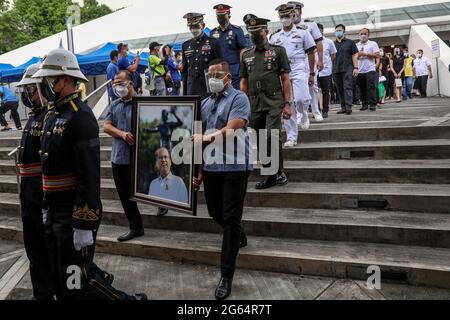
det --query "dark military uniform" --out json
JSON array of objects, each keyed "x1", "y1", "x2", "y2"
[
  {"x1": 240, "y1": 42, "x2": 291, "y2": 181},
  {"x1": 210, "y1": 24, "x2": 248, "y2": 90},
  {"x1": 18, "y1": 106, "x2": 55, "y2": 300},
  {"x1": 182, "y1": 34, "x2": 223, "y2": 99},
  {"x1": 40, "y1": 93, "x2": 132, "y2": 300}
]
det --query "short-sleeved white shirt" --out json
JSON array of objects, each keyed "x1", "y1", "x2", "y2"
[
  {"x1": 356, "y1": 40, "x2": 380, "y2": 74},
  {"x1": 270, "y1": 26, "x2": 316, "y2": 79},
  {"x1": 413, "y1": 57, "x2": 431, "y2": 76},
  {"x1": 319, "y1": 37, "x2": 337, "y2": 77}
]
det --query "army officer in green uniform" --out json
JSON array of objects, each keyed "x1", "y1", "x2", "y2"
[{"x1": 240, "y1": 17, "x2": 292, "y2": 190}]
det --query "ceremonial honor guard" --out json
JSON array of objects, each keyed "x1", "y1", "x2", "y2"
[
  {"x1": 16, "y1": 63, "x2": 55, "y2": 300},
  {"x1": 270, "y1": 4, "x2": 316, "y2": 147},
  {"x1": 182, "y1": 12, "x2": 223, "y2": 99},
  {"x1": 32, "y1": 46, "x2": 146, "y2": 300},
  {"x1": 210, "y1": 4, "x2": 248, "y2": 89},
  {"x1": 240, "y1": 17, "x2": 292, "y2": 190}
]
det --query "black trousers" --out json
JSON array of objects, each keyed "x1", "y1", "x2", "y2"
[
  {"x1": 333, "y1": 70, "x2": 354, "y2": 111},
  {"x1": 44, "y1": 207, "x2": 136, "y2": 300},
  {"x1": 417, "y1": 75, "x2": 429, "y2": 97},
  {"x1": 20, "y1": 178, "x2": 55, "y2": 300},
  {"x1": 203, "y1": 171, "x2": 250, "y2": 279},
  {"x1": 318, "y1": 75, "x2": 332, "y2": 113},
  {"x1": 357, "y1": 71, "x2": 378, "y2": 108},
  {"x1": 112, "y1": 163, "x2": 143, "y2": 230},
  {"x1": 0, "y1": 101, "x2": 21, "y2": 128},
  {"x1": 387, "y1": 72, "x2": 395, "y2": 98}
]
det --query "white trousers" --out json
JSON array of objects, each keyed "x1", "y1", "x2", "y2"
[
  {"x1": 284, "y1": 74, "x2": 311, "y2": 142},
  {"x1": 308, "y1": 73, "x2": 321, "y2": 115}
]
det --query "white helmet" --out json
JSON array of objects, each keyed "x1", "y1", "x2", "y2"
[
  {"x1": 32, "y1": 45, "x2": 88, "y2": 82},
  {"x1": 16, "y1": 63, "x2": 42, "y2": 87}
]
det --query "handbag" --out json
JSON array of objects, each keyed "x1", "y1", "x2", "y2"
[{"x1": 395, "y1": 78, "x2": 403, "y2": 87}]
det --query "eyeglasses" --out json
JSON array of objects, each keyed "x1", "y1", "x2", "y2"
[{"x1": 207, "y1": 71, "x2": 228, "y2": 79}]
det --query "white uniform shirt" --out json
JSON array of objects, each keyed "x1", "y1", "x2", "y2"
[
  {"x1": 149, "y1": 173, "x2": 189, "y2": 204},
  {"x1": 270, "y1": 26, "x2": 316, "y2": 79},
  {"x1": 413, "y1": 56, "x2": 431, "y2": 76},
  {"x1": 319, "y1": 37, "x2": 337, "y2": 77},
  {"x1": 296, "y1": 20, "x2": 323, "y2": 73},
  {"x1": 356, "y1": 40, "x2": 380, "y2": 74}
]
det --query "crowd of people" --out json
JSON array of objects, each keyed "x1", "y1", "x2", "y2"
[{"x1": 1, "y1": 1, "x2": 437, "y2": 302}]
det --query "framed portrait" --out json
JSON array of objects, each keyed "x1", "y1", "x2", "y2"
[{"x1": 130, "y1": 96, "x2": 201, "y2": 216}]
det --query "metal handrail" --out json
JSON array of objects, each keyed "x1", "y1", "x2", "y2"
[
  {"x1": 83, "y1": 79, "x2": 112, "y2": 104},
  {"x1": 8, "y1": 146, "x2": 21, "y2": 211}
]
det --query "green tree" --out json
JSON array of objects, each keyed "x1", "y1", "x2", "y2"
[{"x1": 0, "y1": 0, "x2": 113, "y2": 55}]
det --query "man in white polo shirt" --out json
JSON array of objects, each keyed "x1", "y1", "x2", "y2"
[
  {"x1": 317, "y1": 23, "x2": 337, "y2": 119},
  {"x1": 413, "y1": 49, "x2": 433, "y2": 98},
  {"x1": 356, "y1": 28, "x2": 380, "y2": 112}
]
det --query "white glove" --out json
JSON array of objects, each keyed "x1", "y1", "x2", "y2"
[
  {"x1": 73, "y1": 229, "x2": 94, "y2": 251},
  {"x1": 42, "y1": 209, "x2": 49, "y2": 225}
]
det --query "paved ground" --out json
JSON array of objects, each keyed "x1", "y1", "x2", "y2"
[
  {"x1": 1, "y1": 240, "x2": 450, "y2": 300},
  {"x1": 1, "y1": 97, "x2": 449, "y2": 300}
]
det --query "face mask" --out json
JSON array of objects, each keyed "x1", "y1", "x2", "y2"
[
  {"x1": 380, "y1": 51, "x2": 384, "y2": 57},
  {"x1": 404, "y1": 52, "x2": 409, "y2": 57},
  {"x1": 281, "y1": 17, "x2": 293, "y2": 28},
  {"x1": 217, "y1": 16, "x2": 228, "y2": 26},
  {"x1": 113, "y1": 84, "x2": 129, "y2": 98},
  {"x1": 359, "y1": 35, "x2": 368, "y2": 43},
  {"x1": 209, "y1": 76, "x2": 228, "y2": 94},
  {"x1": 21, "y1": 91, "x2": 34, "y2": 109},
  {"x1": 335, "y1": 31, "x2": 344, "y2": 38},
  {"x1": 251, "y1": 33, "x2": 265, "y2": 46},
  {"x1": 395, "y1": 51, "x2": 400, "y2": 56},
  {"x1": 41, "y1": 77, "x2": 62, "y2": 103},
  {"x1": 190, "y1": 27, "x2": 203, "y2": 38},
  {"x1": 417, "y1": 53, "x2": 423, "y2": 58}
]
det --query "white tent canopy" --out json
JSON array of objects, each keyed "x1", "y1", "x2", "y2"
[{"x1": 0, "y1": 0, "x2": 445, "y2": 66}]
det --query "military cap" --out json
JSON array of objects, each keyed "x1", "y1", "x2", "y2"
[
  {"x1": 243, "y1": 13, "x2": 257, "y2": 24},
  {"x1": 183, "y1": 12, "x2": 205, "y2": 26},
  {"x1": 214, "y1": 4, "x2": 231, "y2": 15},
  {"x1": 287, "y1": 1, "x2": 304, "y2": 8},
  {"x1": 275, "y1": 3, "x2": 296, "y2": 15},
  {"x1": 246, "y1": 17, "x2": 270, "y2": 32}
]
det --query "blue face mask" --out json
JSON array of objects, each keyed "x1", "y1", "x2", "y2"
[{"x1": 335, "y1": 31, "x2": 344, "y2": 38}]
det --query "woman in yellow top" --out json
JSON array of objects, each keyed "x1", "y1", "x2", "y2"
[{"x1": 402, "y1": 51, "x2": 415, "y2": 100}]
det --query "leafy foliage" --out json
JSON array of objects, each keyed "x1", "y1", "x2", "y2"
[{"x1": 0, "y1": 0, "x2": 112, "y2": 55}]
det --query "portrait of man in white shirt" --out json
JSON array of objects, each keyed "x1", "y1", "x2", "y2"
[{"x1": 148, "y1": 147, "x2": 189, "y2": 204}]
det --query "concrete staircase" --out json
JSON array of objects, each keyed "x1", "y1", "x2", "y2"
[{"x1": 0, "y1": 123, "x2": 449, "y2": 289}]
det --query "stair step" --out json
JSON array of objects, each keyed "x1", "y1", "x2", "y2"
[
  {"x1": 2, "y1": 193, "x2": 450, "y2": 247},
  {"x1": 1, "y1": 159, "x2": 449, "y2": 184},
  {"x1": 0, "y1": 176, "x2": 448, "y2": 213},
  {"x1": 0, "y1": 215, "x2": 449, "y2": 289},
  {"x1": 284, "y1": 139, "x2": 450, "y2": 160}
]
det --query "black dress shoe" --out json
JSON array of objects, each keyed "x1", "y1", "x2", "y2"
[
  {"x1": 117, "y1": 228, "x2": 144, "y2": 242},
  {"x1": 157, "y1": 208, "x2": 169, "y2": 216},
  {"x1": 369, "y1": 106, "x2": 377, "y2": 111},
  {"x1": 322, "y1": 112, "x2": 328, "y2": 119},
  {"x1": 215, "y1": 277, "x2": 232, "y2": 300},
  {"x1": 360, "y1": 106, "x2": 369, "y2": 111},
  {"x1": 134, "y1": 293, "x2": 148, "y2": 300},
  {"x1": 255, "y1": 176, "x2": 277, "y2": 190},
  {"x1": 346, "y1": 110, "x2": 353, "y2": 115},
  {"x1": 337, "y1": 110, "x2": 346, "y2": 114},
  {"x1": 240, "y1": 232, "x2": 248, "y2": 249},
  {"x1": 276, "y1": 172, "x2": 288, "y2": 186}
]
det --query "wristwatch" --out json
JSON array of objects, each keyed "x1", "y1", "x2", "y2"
[{"x1": 309, "y1": 72, "x2": 315, "y2": 76}]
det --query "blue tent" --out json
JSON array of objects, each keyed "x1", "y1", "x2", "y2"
[
  {"x1": 78, "y1": 42, "x2": 149, "y2": 76},
  {"x1": 0, "y1": 63, "x2": 14, "y2": 71},
  {"x1": 0, "y1": 57, "x2": 41, "y2": 83}
]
